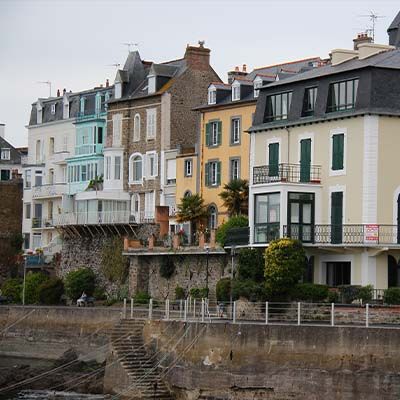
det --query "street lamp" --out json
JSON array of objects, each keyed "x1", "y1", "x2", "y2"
[
  {"x1": 230, "y1": 246, "x2": 236, "y2": 312},
  {"x1": 205, "y1": 245, "x2": 210, "y2": 298},
  {"x1": 22, "y1": 255, "x2": 27, "y2": 306}
]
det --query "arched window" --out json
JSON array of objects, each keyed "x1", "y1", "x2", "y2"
[
  {"x1": 208, "y1": 205, "x2": 218, "y2": 230},
  {"x1": 129, "y1": 153, "x2": 143, "y2": 183},
  {"x1": 133, "y1": 114, "x2": 140, "y2": 142},
  {"x1": 184, "y1": 190, "x2": 192, "y2": 198}
]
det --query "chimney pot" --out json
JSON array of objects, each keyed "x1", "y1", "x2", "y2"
[
  {"x1": 235, "y1": 66, "x2": 239, "y2": 72},
  {"x1": 63, "y1": 88, "x2": 66, "y2": 95},
  {"x1": 57, "y1": 89, "x2": 60, "y2": 97},
  {"x1": 243, "y1": 64, "x2": 247, "y2": 72},
  {"x1": 106, "y1": 79, "x2": 109, "y2": 87}
]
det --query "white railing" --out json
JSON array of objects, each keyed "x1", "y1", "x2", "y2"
[
  {"x1": 21, "y1": 155, "x2": 45, "y2": 165},
  {"x1": 32, "y1": 183, "x2": 67, "y2": 199},
  {"x1": 48, "y1": 151, "x2": 70, "y2": 163},
  {"x1": 53, "y1": 210, "x2": 155, "y2": 226}
]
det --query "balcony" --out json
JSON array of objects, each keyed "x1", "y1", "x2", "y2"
[
  {"x1": 283, "y1": 224, "x2": 400, "y2": 246},
  {"x1": 253, "y1": 163, "x2": 321, "y2": 185},
  {"x1": 74, "y1": 143, "x2": 104, "y2": 156},
  {"x1": 49, "y1": 151, "x2": 70, "y2": 164},
  {"x1": 21, "y1": 155, "x2": 45, "y2": 166},
  {"x1": 32, "y1": 183, "x2": 67, "y2": 199},
  {"x1": 76, "y1": 111, "x2": 106, "y2": 123},
  {"x1": 32, "y1": 218, "x2": 54, "y2": 229}
]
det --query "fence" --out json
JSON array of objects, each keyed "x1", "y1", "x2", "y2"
[{"x1": 121, "y1": 298, "x2": 400, "y2": 328}]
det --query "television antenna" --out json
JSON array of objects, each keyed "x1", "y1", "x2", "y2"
[
  {"x1": 37, "y1": 81, "x2": 52, "y2": 97},
  {"x1": 358, "y1": 11, "x2": 386, "y2": 42},
  {"x1": 107, "y1": 63, "x2": 121, "y2": 68},
  {"x1": 122, "y1": 42, "x2": 139, "y2": 52}
]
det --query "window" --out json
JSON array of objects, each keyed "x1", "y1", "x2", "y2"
[
  {"x1": 205, "y1": 121, "x2": 221, "y2": 147},
  {"x1": 24, "y1": 233, "x2": 30, "y2": 250},
  {"x1": 1, "y1": 169, "x2": 10, "y2": 180},
  {"x1": 105, "y1": 156, "x2": 111, "y2": 180},
  {"x1": 184, "y1": 190, "x2": 192, "y2": 198},
  {"x1": 48, "y1": 169, "x2": 54, "y2": 184},
  {"x1": 25, "y1": 203, "x2": 31, "y2": 219},
  {"x1": 25, "y1": 170, "x2": 31, "y2": 188},
  {"x1": 208, "y1": 89, "x2": 216, "y2": 105},
  {"x1": 184, "y1": 159, "x2": 192, "y2": 177},
  {"x1": 112, "y1": 114, "x2": 122, "y2": 146},
  {"x1": 34, "y1": 171, "x2": 42, "y2": 186},
  {"x1": 145, "y1": 191, "x2": 155, "y2": 218},
  {"x1": 1, "y1": 148, "x2": 10, "y2": 160},
  {"x1": 80, "y1": 97, "x2": 85, "y2": 114},
  {"x1": 327, "y1": 78, "x2": 359, "y2": 112},
  {"x1": 130, "y1": 154, "x2": 143, "y2": 183},
  {"x1": 114, "y1": 156, "x2": 121, "y2": 180},
  {"x1": 230, "y1": 158, "x2": 240, "y2": 180},
  {"x1": 208, "y1": 205, "x2": 218, "y2": 229},
  {"x1": 331, "y1": 133, "x2": 344, "y2": 171},
  {"x1": 95, "y1": 93, "x2": 101, "y2": 112},
  {"x1": 166, "y1": 159, "x2": 176, "y2": 184},
  {"x1": 205, "y1": 161, "x2": 221, "y2": 187},
  {"x1": 148, "y1": 75, "x2": 156, "y2": 94},
  {"x1": 326, "y1": 262, "x2": 351, "y2": 286},
  {"x1": 146, "y1": 108, "x2": 156, "y2": 139},
  {"x1": 302, "y1": 87, "x2": 318, "y2": 117},
  {"x1": 49, "y1": 137, "x2": 55, "y2": 155},
  {"x1": 133, "y1": 114, "x2": 140, "y2": 142},
  {"x1": 231, "y1": 118, "x2": 241, "y2": 144},
  {"x1": 265, "y1": 91, "x2": 292, "y2": 122},
  {"x1": 51, "y1": 104, "x2": 56, "y2": 115},
  {"x1": 146, "y1": 152, "x2": 158, "y2": 178},
  {"x1": 131, "y1": 193, "x2": 140, "y2": 216},
  {"x1": 254, "y1": 193, "x2": 280, "y2": 243},
  {"x1": 232, "y1": 84, "x2": 240, "y2": 101},
  {"x1": 254, "y1": 78, "x2": 263, "y2": 98},
  {"x1": 97, "y1": 127, "x2": 103, "y2": 144},
  {"x1": 81, "y1": 164, "x2": 87, "y2": 181}
]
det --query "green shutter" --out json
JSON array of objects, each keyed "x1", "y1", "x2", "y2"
[
  {"x1": 300, "y1": 139, "x2": 311, "y2": 182},
  {"x1": 332, "y1": 134, "x2": 344, "y2": 170},
  {"x1": 217, "y1": 161, "x2": 221, "y2": 185},
  {"x1": 268, "y1": 143, "x2": 279, "y2": 176},
  {"x1": 217, "y1": 121, "x2": 222, "y2": 145},
  {"x1": 331, "y1": 191, "x2": 343, "y2": 244},
  {"x1": 205, "y1": 162, "x2": 209, "y2": 186},
  {"x1": 205, "y1": 123, "x2": 211, "y2": 147}
]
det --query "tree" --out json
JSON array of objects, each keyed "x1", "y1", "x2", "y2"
[
  {"x1": 64, "y1": 267, "x2": 96, "y2": 301},
  {"x1": 264, "y1": 238, "x2": 306, "y2": 298},
  {"x1": 215, "y1": 215, "x2": 248, "y2": 247},
  {"x1": 25, "y1": 272, "x2": 49, "y2": 304},
  {"x1": 176, "y1": 194, "x2": 208, "y2": 234},
  {"x1": 237, "y1": 248, "x2": 265, "y2": 282},
  {"x1": 218, "y1": 179, "x2": 249, "y2": 217}
]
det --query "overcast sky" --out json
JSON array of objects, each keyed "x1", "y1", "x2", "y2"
[{"x1": 0, "y1": 0, "x2": 399, "y2": 147}]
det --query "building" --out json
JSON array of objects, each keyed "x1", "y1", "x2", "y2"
[
  {"x1": 0, "y1": 124, "x2": 23, "y2": 181},
  {"x1": 103, "y1": 42, "x2": 220, "y2": 231},
  {"x1": 178, "y1": 58, "x2": 324, "y2": 230},
  {"x1": 248, "y1": 21, "x2": 400, "y2": 290}
]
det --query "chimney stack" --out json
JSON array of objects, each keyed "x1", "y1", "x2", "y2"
[
  {"x1": 227, "y1": 65, "x2": 248, "y2": 84},
  {"x1": 353, "y1": 32, "x2": 373, "y2": 50},
  {"x1": 184, "y1": 42, "x2": 211, "y2": 71},
  {"x1": 0, "y1": 124, "x2": 5, "y2": 139},
  {"x1": 106, "y1": 79, "x2": 109, "y2": 87},
  {"x1": 63, "y1": 88, "x2": 66, "y2": 95},
  {"x1": 243, "y1": 64, "x2": 247, "y2": 72},
  {"x1": 57, "y1": 89, "x2": 60, "y2": 97}
]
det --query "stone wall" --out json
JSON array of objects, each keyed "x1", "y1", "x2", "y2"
[
  {"x1": 144, "y1": 320, "x2": 400, "y2": 400},
  {"x1": 128, "y1": 251, "x2": 229, "y2": 299}
]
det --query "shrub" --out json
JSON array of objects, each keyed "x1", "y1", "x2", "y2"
[
  {"x1": 327, "y1": 290, "x2": 339, "y2": 303},
  {"x1": 1, "y1": 278, "x2": 22, "y2": 303},
  {"x1": 175, "y1": 286, "x2": 185, "y2": 300},
  {"x1": 64, "y1": 267, "x2": 96, "y2": 301},
  {"x1": 189, "y1": 287, "x2": 208, "y2": 299},
  {"x1": 101, "y1": 237, "x2": 128, "y2": 284},
  {"x1": 38, "y1": 278, "x2": 64, "y2": 305},
  {"x1": 24, "y1": 272, "x2": 49, "y2": 304},
  {"x1": 216, "y1": 278, "x2": 231, "y2": 302},
  {"x1": 134, "y1": 291, "x2": 150, "y2": 304},
  {"x1": 290, "y1": 283, "x2": 329, "y2": 302},
  {"x1": 160, "y1": 256, "x2": 175, "y2": 280},
  {"x1": 232, "y1": 280, "x2": 266, "y2": 302},
  {"x1": 264, "y1": 239, "x2": 306, "y2": 297},
  {"x1": 383, "y1": 287, "x2": 400, "y2": 305},
  {"x1": 216, "y1": 215, "x2": 248, "y2": 247},
  {"x1": 357, "y1": 285, "x2": 374, "y2": 303},
  {"x1": 237, "y1": 248, "x2": 264, "y2": 282},
  {"x1": 93, "y1": 286, "x2": 107, "y2": 301},
  {"x1": 338, "y1": 285, "x2": 360, "y2": 304}
]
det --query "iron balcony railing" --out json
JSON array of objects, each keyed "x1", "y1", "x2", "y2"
[
  {"x1": 74, "y1": 143, "x2": 104, "y2": 156},
  {"x1": 283, "y1": 224, "x2": 400, "y2": 245},
  {"x1": 253, "y1": 163, "x2": 322, "y2": 185},
  {"x1": 32, "y1": 183, "x2": 67, "y2": 199},
  {"x1": 75, "y1": 111, "x2": 107, "y2": 122}
]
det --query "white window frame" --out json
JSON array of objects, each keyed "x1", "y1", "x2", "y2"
[
  {"x1": 211, "y1": 122, "x2": 218, "y2": 146},
  {"x1": 266, "y1": 137, "x2": 282, "y2": 166},
  {"x1": 208, "y1": 88, "x2": 216, "y2": 105},
  {"x1": 105, "y1": 156, "x2": 111, "y2": 180},
  {"x1": 231, "y1": 118, "x2": 240, "y2": 144},
  {"x1": 230, "y1": 158, "x2": 240, "y2": 181},
  {"x1": 114, "y1": 155, "x2": 122, "y2": 180},
  {"x1": 146, "y1": 108, "x2": 157, "y2": 140},
  {"x1": 51, "y1": 104, "x2": 56, "y2": 115},
  {"x1": 112, "y1": 114, "x2": 122, "y2": 147},
  {"x1": 146, "y1": 151, "x2": 158, "y2": 179},
  {"x1": 1, "y1": 148, "x2": 10, "y2": 160},
  {"x1": 133, "y1": 113, "x2": 141, "y2": 142},
  {"x1": 184, "y1": 159, "x2": 192, "y2": 177},
  {"x1": 232, "y1": 83, "x2": 241, "y2": 101},
  {"x1": 329, "y1": 127, "x2": 347, "y2": 177},
  {"x1": 210, "y1": 161, "x2": 218, "y2": 186},
  {"x1": 254, "y1": 77, "x2": 263, "y2": 98},
  {"x1": 144, "y1": 191, "x2": 155, "y2": 218},
  {"x1": 148, "y1": 75, "x2": 156, "y2": 94},
  {"x1": 115, "y1": 81, "x2": 122, "y2": 99},
  {"x1": 129, "y1": 152, "x2": 144, "y2": 184}
]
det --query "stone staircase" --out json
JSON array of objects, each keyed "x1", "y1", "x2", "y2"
[{"x1": 111, "y1": 319, "x2": 174, "y2": 399}]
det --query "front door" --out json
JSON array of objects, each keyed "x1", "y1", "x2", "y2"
[
  {"x1": 331, "y1": 192, "x2": 343, "y2": 244},
  {"x1": 300, "y1": 139, "x2": 311, "y2": 182},
  {"x1": 287, "y1": 192, "x2": 314, "y2": 243}
]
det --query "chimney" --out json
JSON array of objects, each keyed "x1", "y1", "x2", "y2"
[
  {"x1": 63, "y1": 88, "x2": 66, "y2": 95},
  {"x1": 227, "y1": 65, "x2": 248, "y2": 84},
  {"x1": 184, "y1": 42, "x2": 211, "y2": 71},
  {"x1": 243, "y1": 64, "x2": 247, "y2": 72},
  {"x1": 0, "y1": 124, "x2": 4, "y2": 139},
  {"x1": 353, "y1": 32, "x2": 373, "y2": 50},
  {"x1": 57, "y1": 89, "x2": 60, "y2": 97},
  {"x1": 106, "y1": 79, "x2": 109, "y2": 87}
]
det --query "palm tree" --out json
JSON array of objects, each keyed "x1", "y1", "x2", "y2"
[{"x1": 219, "y1": 179, "x2": 249, "y2": 217}]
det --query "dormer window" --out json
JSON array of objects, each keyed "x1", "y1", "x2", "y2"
[
  {"x1": 63, "y1": 99, "x2": 69, "y2": 119},
  {"x1": 265, "y1": 91, "x2": 292, "y2": 122},
  {"x1": 80, "y1": 97, "x2": 85, "y2": 114},
  {"x1": 253, "y1": 77, "x2": 263, "y2": 98},
  {"x1": 115, "y1": 81, "x2": 122, "y2": 99},
  {"x1": 51, "y1": 104, "x2": 56, "y2": 115},
  {"x1": 208, "y1": 88, "x2": 216, "y2": 105},
  {"x1": 148, "y1": 75, "x2": 156, "y2": 94},
  {"x1": 302, "y1": 87, "x2": 318, "y2": 117},
  {"x1": 232, "y1": 84, "x2": 240, "y2": 101},
  {"x1": 37, "y1": 103, "x2": 43, "y2": 124}
]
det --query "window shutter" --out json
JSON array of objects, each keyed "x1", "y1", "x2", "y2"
[
  {"x1": 205, "y1": 163, "x2": 209, "y2": 186},
  {"x1": 217, "y1": 161, "x2": 221, "y2": 185},
  {"x1": 217, "y1": 121, "x2": 222, "y2": 145},
  {"x1": 205, "y1": 123, "x2": 211, "y2": 146},
  {"x1": 332, "y1": 134, "x2": 344, "y2": 170},
  {"x1": 268, "y1": 143, "x2": 279, "y2": 176}
]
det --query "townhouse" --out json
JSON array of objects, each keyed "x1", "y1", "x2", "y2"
[
  {"x1": 0, "y1": 124, "x2": 24, "y2": 181},
  {"x1": 248, "y1": 19, "x2": 400, "y2": 289}
]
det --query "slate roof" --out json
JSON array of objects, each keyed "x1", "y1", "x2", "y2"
[
  {"x1": 0, "y1": 136, "x2": 22, "y2": 165},
  {"x1": 388, "y1": 11, "x2": 400, "y2": 31}
]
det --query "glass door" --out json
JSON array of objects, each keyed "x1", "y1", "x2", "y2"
[{"x1": 287, "y1": 192, "x2": 314, "y2": 243}]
